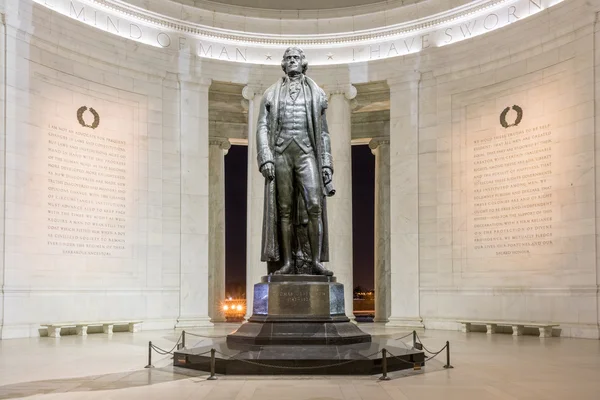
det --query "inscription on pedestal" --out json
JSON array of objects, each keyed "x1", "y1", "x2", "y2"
[{"x1": 272, "y1": 285, "x2": 329, "y2": 315}]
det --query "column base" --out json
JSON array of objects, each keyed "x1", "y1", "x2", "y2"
[
  {"x1": 210, "y1": 316, "x2": 227, "y2": 323},
  {"x1": 176, "y1": 317, "x2": 213, "y2": 329},
  {"x1": 374, "y1": 317, "x2": 389, "y2": 323},
  {"x1": 386, "y1": 317, "x2": 424, "y2": 329}
]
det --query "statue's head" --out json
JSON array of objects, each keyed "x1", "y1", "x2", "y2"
[{"x1": 281, "y1": 47, "x2": 308, "y2": 75}]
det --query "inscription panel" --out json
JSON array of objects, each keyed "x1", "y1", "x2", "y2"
[
  {"x1": 46, "y1": 123, "x2": 131, "y2": 257},
  {"x1": 5, "y1": 65, "x2": 142, "y2": 289},
  {"x1": 269, "y1": 284, "x2": 331, "y2": 316},
  {"x1": 467, "y1": 123, "x2": 554, "y2": 258},
  {"x1": 450, "y1": 75, "x2": 596, "y2": 282}
]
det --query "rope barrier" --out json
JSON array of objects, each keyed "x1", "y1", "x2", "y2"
[
  {"x1": 144, "y1": 332, "x2": 184, "y2": 367},
  {"x1": 149, "y1": 332, "x2": 184, "y2": 356},
  {"x1": 385, "y1": 349, "x2": 423, "y2": 366},
  {"x1": 391, "y1": 331, "x2": 414, "y2": 341},
  {"x1": 424, "y1": 347, "x2": 447, "y2": 361},
  {"x1": 214, "y1": 349, "x2": 381, "y2": 370},
  {"x1": 414, "y1": 332, "x2": 447, "y2": 355},
  {"x1": 145, "y1": 329, "x2": 455, "y2": 375}
]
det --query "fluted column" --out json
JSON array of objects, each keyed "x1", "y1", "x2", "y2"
[
  {"x1": 208, "y1": 137, "x2": 231, "y2": 322},
  {"x1": 243, "y1": 85, "x2": 264, "y2": 319},
  {"x1": 387, "y1": 75, "x2": 423, "y2": 328},
  {"x1": 369, "y1": 138, "x2": 391, "y2": 323},
  {"x1": 177, "y1": 77, "x2": 213, "y2": 328},
  {"x1": 325, "y1": 85, "x2": 356, "y2": 319}
]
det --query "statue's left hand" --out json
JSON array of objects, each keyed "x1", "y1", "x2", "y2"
[{"x1": 322, "y1": 168, "x2": 333, "y2": 184}]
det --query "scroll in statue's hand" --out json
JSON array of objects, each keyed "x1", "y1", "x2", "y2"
[
  {"x1": 322, "y1": 168, "x2": 333, "y2": 185},
  {"x1": 323, "y1": 168, "x2": 335, "y2": 197},
  {"x1": 261, "y1": 163, "x2": 275, "y2": 180}
]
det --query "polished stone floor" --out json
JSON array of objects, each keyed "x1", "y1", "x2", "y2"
[{"x1": 0, "y1": 323, "x2": 599, "y2": 399}]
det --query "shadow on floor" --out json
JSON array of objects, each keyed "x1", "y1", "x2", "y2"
[{"x1": 0, "y1": 367, "x2": 207, "y2": 400}]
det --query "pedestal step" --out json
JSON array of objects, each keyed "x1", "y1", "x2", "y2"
[{"x1": 228, "y1": 321, "x2": 371, "y2": 345}]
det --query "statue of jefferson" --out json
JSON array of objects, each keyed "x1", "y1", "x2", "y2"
[{"x1": 256, "y1": 47, "x2": 335, "y2": 276}]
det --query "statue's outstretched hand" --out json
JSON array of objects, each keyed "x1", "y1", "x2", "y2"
[
  {"x1": 261, "y1": 163, "x2": 275, "y2": 180},
  {"x1": 322, "y1": 168, "x2": 333, "y2": 184}
]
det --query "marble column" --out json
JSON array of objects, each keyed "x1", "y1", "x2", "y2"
[
  {"x1": 325, "y1": 85, "x2": 356, "y2": 319},
  {"x1": 369, "y1": 137, "x2": 391, "y2": 323},
  {"x1": 387, "y1": 75, "x2": 423, "y2": 328},
  {"x1": 0, "y1": 14, "x2": 5, "y2": 338},
  {"x1": 243, "y1": 85, "x2": 265, "y2": 319},
  {"x1": 176, "y1": 76, "x2": 213, "y2": 328},
  {"x1": 208, "y1": 137, "x2": 231, "y2": 322}
]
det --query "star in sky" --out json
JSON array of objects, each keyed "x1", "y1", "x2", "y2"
[
  {"x1": 326, "y1": 52, "x2": 334, "y2": 60},
  {"x1": 265, "y1": 53, "x2": 272, "y2": 60}
]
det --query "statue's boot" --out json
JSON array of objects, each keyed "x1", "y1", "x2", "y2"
[
  {"x1": 274, "y1": 263, "x2": 294, "y2": 275},
  {"x1": 307, "y1": 216, "x2": 333, "y2": 276},
  {"x1": 274, "y1": 218, "x2": 294, "y2": 275},
  {"x1": 312, "y1": 261, "x2": 333, "y2": 276}
]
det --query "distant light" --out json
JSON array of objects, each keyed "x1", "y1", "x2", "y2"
[
  {"x1": 223, "y1": 305, "x2": 229, "y2": 311},
  {"x1": 236, "y1": 305, "x2": 243, "y2": 311},
  {"x1": 228, "y1": 297, "x2": 233, "y2": 300}
]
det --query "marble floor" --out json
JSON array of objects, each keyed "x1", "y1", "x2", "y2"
[{"x1": 0, "y1": 323, "x2": 599, "y2": 400}]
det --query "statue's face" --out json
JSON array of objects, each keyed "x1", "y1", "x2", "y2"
[{"x1": 282, "y1": 50, "x2": 303, "y2": 75}]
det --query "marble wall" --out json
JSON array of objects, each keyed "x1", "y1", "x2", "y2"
[
  {"x1": 1, "y1": 0, "x2": 599, "y2": 339},
  {"x1": 410, "y1": 0, "x2": 600, "y2": 338},
  {"x1": 0, "y1": 0, "x2": 186, "y2": 338}
]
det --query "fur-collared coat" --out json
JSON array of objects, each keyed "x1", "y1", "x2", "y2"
[{"x1": 256, "y1": 75, "x2": 333, "y2": 272}]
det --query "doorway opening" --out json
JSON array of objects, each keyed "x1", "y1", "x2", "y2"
[
  {"x1": 225, "y1": 145, "x2": 248, "y2": 302},
  {"x1": 351, "y1": 144, "x2": 375, "y2": 322}
]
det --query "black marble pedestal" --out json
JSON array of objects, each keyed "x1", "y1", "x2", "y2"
[
  {"x1": 226, "y1": 275, "x2": 371, "y2": 345},
  {"x1": 173, "y1": 275, "x2": 425, "y2": 375},
  {"x1": 173, "y1": 338, "x2": 425, "y2": 375}
]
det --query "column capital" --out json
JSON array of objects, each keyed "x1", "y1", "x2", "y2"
[
  {"x1": 324, "y1": 84, "x2": 357, "y2": 100},
  {"x1": 387, "y1": 72, "x2": 421, "y2": 89},
  {"x1": 178, "y1": 75, "x2": 212, "y2": 87},
  {"x1": 209, "y1": 137, "x2": 232, "y2": 153},
  {"x1": 369, "y1": 137, "x2": 390, "y2": 153},
  {"x1": 242, "y1": 84, "x2": 266, "y2": 100}
]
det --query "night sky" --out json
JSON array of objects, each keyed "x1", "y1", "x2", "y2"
[{"x1": 224, "y1": 144, "x2": 375, "y2": 296}]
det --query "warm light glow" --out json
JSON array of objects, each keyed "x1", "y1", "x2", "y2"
[
  {"x1": 34, "y1": 0, "x2": 564, "y2": 66},
  {"x1": 236, "y1": 305, "x2": 243, "y2": 311},
  {"x1": 223, "y1": 305, "x2": 229, "y2": 311}
]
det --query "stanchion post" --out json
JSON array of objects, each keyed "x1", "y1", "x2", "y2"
[
  {"x1": 412, "y1": 330, "x2": 416, "y2": 348},
  {"x1": 379, "y1": 348, "x2": 391, "y2": 381},
  {"x1": 443, "y1": 341, "x2": 454, "y2": 369},
  {"x1": 207, "y1": 348, "x2": 218, "y2": 380},
  {"x1": 182, "y1": 330, "x2": 186, "y2": 349},
  {"x1": 144, "y1": 341, "x2": 154, "y2": 368}
]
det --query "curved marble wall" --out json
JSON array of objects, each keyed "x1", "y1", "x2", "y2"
[{"x1": 0, "y1": 0, "x2": 598, "y2": 338}]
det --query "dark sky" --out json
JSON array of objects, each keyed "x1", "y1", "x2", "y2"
[
  {"x1": 351, "y1": 145, "x2": 375, "y2": 291},
  {"x1": 224, "y1": 145, "x2": 248, "y2": 296},
  {"x1": 224, "y1": 144, "x2": 375, "y2": 295}
]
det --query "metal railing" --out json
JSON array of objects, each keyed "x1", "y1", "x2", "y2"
[{"x1": 144, "y1": 329, "x2": 454, "y2": 380}]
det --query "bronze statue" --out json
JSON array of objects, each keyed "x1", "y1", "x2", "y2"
[{"x1": 256, "y1": 47, "x2": 335, "y2": 276}]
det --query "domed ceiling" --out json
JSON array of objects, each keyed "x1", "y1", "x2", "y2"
[
  {"x1": 38, "y1": 0, "x2": 561, "y2": 66},
  {"x1": 196, "y1": 0, "x2": 387, "y2": 9}
]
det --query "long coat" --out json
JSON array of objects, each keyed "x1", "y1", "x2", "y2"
[{"x1": 255, "y1": 75, "x2": 333, "y2": 272}]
